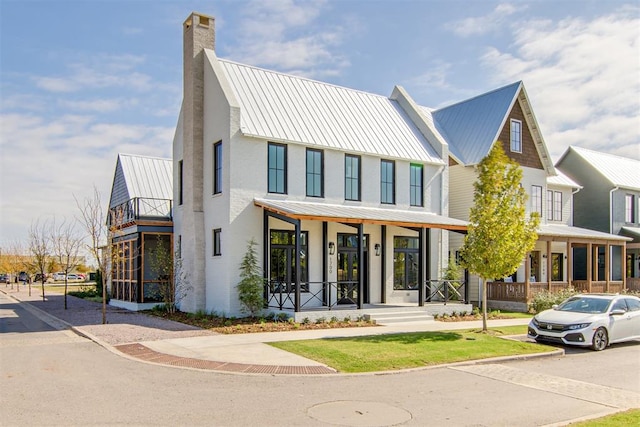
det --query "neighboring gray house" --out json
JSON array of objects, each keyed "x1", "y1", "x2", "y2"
[
  {"x1": 107, "y1": 153, "x2": 174, "y2": 310},
  {"x1": 556, "y1": 146, "x2": 640, "y2": 288}
]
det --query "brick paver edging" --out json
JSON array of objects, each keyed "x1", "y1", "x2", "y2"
[{"x1": 115, "y1": 343, "x2": 337, "y2": 375}]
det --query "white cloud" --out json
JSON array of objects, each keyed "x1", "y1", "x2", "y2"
[
  {"x1": 480, "y1": 6, "x2": 640, "y2": 160},
  {"x1": 447, "y1": 3, "x2": 521, "y2": 37},
  {"x1": 230, "y1": 0, "x2": 349, "y2": 78},
  {"x1": 0, "y1": 112, "x2": 172, "y2": 246}
]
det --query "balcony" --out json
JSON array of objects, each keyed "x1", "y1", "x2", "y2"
[{"x1": 109, "y1": 197, "x2": 173, "y2": 227}]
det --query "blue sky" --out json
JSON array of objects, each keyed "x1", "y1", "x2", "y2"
[{"x1": 1, "y1": 0, "x2": 638, "y2": 249}]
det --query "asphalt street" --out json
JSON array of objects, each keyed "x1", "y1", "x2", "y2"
[{"x1": 1, "y1": 292, "x2": 638, "y2": 426}]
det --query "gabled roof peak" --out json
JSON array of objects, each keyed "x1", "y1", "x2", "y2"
[{"x1": 433, "y1": 81, "x2": 522, "y2": 113}]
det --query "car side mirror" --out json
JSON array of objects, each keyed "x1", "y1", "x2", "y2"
[
  {"x1": 552, "y1": 304, "x2": 558, "y2": 310},
  {"x1": 610, "y1": 309, "x2": 626, "y2": 316}
]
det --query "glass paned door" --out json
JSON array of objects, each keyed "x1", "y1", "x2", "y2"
[{"x1": 336, "y1": 233, "x2": 369, "y2": 305}]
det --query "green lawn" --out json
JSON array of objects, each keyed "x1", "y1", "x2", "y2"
[
  {"x1": 569, "y1": 409, "x2": 640, "y2": 426},
  {"x1": 269, "y1": 325, "x2": 551, "y2": 373}
]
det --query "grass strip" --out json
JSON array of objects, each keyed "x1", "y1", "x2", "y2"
[{"x1": 269, "y1": 326, "x2": 553, "y2": 373}]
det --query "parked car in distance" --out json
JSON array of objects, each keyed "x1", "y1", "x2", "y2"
[
  {"x1": 528, "y1": 294, "x2": 640, "y2": 351},
  {"x1": 18, "y1": 271, "x2": 30, "y2": 283},
  {"x1": 66, "y1": 273, "x2": 80, "y2": 281},
  {"x1": 52, "y1": 272, "x2": 66, "y2": 281},
  {"x1": 0, "y1": 273, "x2": 8, "y2": 283},
  {"x1": 34, "y1": 273, "x2": 48, "y2": 282}
]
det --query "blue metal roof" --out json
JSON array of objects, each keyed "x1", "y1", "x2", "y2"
[{"x1": 431, "y1": 81, "x2": 522, "y2": 165}]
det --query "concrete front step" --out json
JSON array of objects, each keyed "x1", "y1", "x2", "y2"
[{"x1": 364, "y1": 311, "x2": 435, "y2": 325}]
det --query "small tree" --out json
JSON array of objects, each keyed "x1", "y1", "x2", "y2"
[
  {"x1": 147, "y1": 234, "x2": 175, "y2": 312},
  {"x1": 28, "y1": 219, "x2": 51, "y2": 300},
  {"x1": 236, "y1": 238, "x2": 264, "y2": 317},
  {"x1": 460, "y1": 144, "x2": 539, "y2": 331},
  {"x1": 50, "y1": 218, "x2": 83, "y2": 309}
]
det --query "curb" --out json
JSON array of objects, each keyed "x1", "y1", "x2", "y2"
[{"x1": 2, "y1": 289, "x2": 564, "y2": 376}]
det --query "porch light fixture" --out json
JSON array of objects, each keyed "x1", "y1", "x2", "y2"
[
  {"x1": 374, "y1": 243, "x2": 381, "y2": 256},
  {"x1": 328, "y1": 242, "x2": 335, "y2": 255},
  {"x1": 542, "y1": 254, "x2": 547, "y2": 259}
]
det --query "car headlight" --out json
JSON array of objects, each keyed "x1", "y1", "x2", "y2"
[
  {"x1": 531, "y1": 317, "x2": 539, "y2": 327},
  {"x1": 567, "y1": 323, "x2": 591, "y2": 330}
]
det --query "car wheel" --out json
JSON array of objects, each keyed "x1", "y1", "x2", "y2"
[{"x1": 591, "y1": 327, "x2": 608, "y2": 351}]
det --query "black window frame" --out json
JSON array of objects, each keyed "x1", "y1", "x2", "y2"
[
  {"x1": 531, "y1": 185, "x2": 542, "y2": 216},
  {"x1": 625, "y1": 194, "x2": 636, "y2": 223},
  {"x1": 213, "y1": 141, "x2": 222, "y2": 195},
  {"x1": 268, "y1": 142, "x2": 287, "y2": 194},
  {"x1": 306, "y1": 148, "x2": 324, "y2": 198},
  {"x1": 410, "y1": 163, "x2": 423, "y2": 207},
  {"x1": 344, "y1": 154, "x2": 361, "y2": 201},
  {"x1": 380, "y1": 159, "x2": 395, "y2": 204},
  {"x1": 178, "y1": 160, "x2": 184, "y2": 205},
  {"x1": 213, "y1": 228, "x2": 221, "y2": 256}
]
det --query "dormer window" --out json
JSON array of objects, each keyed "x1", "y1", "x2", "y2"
[{"x1": 510, "y1": 119, "x2": 522, "y2": 153}]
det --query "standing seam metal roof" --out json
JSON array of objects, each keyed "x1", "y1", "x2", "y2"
[
  {"x1": 118, "y1": 154, "x2": 173, "y2": 201},
  {"x1": 565, "y1": 146, "x2": 640, "y2": 191},
  {"x1": 428, "y1": 82, "x2": 522, "y2": 165},
  {"x1": 217, "y1": 59, "x2": 443, "y2": 164}
]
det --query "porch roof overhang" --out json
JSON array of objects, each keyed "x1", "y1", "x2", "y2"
[
  {"x1": 620, "y1": 226, "x2": 640, "y2": 243},
  {"x1": 538, "y1": 224, "x2": 632, "y2": 244},
  {"x1": 254, "y1": 198, "x2": 468, "y2": 231}
]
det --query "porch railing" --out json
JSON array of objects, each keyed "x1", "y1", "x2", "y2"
[
  {"x1": 487, "y1": 280, "x2": 628, "y2": 304},
  {"x1": 108, "y1": 197, "x2": 173, "y2": 225},
  {"x1": 265, "y1": 280, "x2": 359, "y2": 311},
  {"x1": 425, "y1": 280, "x2": 466, "y2": 304}
]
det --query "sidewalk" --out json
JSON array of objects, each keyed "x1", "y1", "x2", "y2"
[{"x1": 1, "y1": 286, "x2": 545, "y2": 375}]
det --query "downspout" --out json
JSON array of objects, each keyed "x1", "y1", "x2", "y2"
[{"x1": 609, "y1": 187, "x2": 618, "y2": 284}]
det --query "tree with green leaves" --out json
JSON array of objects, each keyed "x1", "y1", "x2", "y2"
[
  {"x1": 237, "y1": 238, "x2": 264, "y2": 317},
  {"x1": 460, "y1": 144, "x2": 539, "y2": 331}
]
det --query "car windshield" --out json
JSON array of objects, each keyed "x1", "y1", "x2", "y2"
[{"x1": 557, "y1": 296, "x2": 611, "y2": 314}]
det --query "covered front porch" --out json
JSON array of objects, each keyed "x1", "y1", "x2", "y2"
[
  {"x1": 487, "y1": 224, "x2": 631, "y2": 311},
  {"x1": 254, "y1": 198, "x2": 469, "y2": 319}
]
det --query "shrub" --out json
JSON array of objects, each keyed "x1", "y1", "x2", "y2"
[
  {"x1": 330, "y1": 316, "x2": 339, "y2": 323},
  {"x1": 343, "y1": 316, "x2": 351, "y2": 322},
  {"x1": 530, "y1": 288, "x2": 578, "y2": 313},
  {"x1": 302, "y1": 317, "x2": 310, "y2": 325},
  {"x1": 315, "y1": 316, "x2": 326, "y2": 324},
  {"x1": 276, "y1": 312, "x2": 289, "y2": 322}
]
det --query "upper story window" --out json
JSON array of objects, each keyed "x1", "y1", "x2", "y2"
[
  {"x1": 531, "y1": 185, "x2": 542, "y2": 216},
  {"x1": 213, "y1": 141, "x2": 222, "y2": 194},
  {"x1": 510, "y1": 119, "x2": 522, "y2": 153},
  {"x1": 410, "y1": 163, "x2": 423, "y2": 207},
  {"x1": 345, "y1": 154, "x2": 361, "y2": 201},
  {"x1": 547, "y1": 190, "x2": 563, "y2": 221},
  {"x1": 625, "y1": 194, "x2": 636, "y2": 223},
  {"x1": 306, "y1": 148, "x2": 324, "y2": 198},
  {"x1": 554, "y1": 191, "x2": 562, "y2": 221},
  {"x1": 268, "y1": 143, "x2": 287, "y2": 194},
  {"x1": 212, "y1": 228, "x2": 221, "y2": 256},
  {"x1": 380, "y1": 160, "x2": 395, "y2": 204}
]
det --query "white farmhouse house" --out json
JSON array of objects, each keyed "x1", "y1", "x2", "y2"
[{"x1": 172, "y1": 13, "x2": 468, "y2": 319}]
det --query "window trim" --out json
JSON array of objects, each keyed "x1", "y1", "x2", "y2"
[
  {"x1": 213, "y1": 141, "x2": 222, "y2": 195},
  {"x1": 305, "y1": 148, "x2": 324, "y2": 198},
  {"x1": 625, "y1": 194, "x2": 636, "y2": 223},
  {"x1": 380, "y1": 159, "x2": 395, "y2": 205},
  {"x1": 268, "y1": 142, "x2": 287, "y2": 194},
  {"x1": 510, "y1": 119, "x2": 522, "y2": 153},
  {"x1": 178, "y1": 160, "x2": 183, "y2": 205},
  {"x1": 553, "y1": 191, "x2": 562, "y2": 222},
  {"x1": 410, "y1": 163, "x2": 423, "y2": 207},
  {"x1": 344, "y1": 154, "x2": 361, "y2": 201},
  {"x1": 213, "y1": 228, "x2": 221, "y2": 256}
]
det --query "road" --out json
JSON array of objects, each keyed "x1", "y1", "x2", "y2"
[{"x1": 1, "y1": 293, "x2": 638, "y2": 426}]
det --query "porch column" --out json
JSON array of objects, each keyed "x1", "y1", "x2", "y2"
[
  {"x1": 567, "y1": 240, "x2": 573, "y2": 287},
  {"x1": 263, "y1": 211, "x2": 269, "y2": 306},
  {"x1": 546, "y1": 240, "x2": 552, "y2": 290},
  {"x1": 525, "y1": 253, "x2": 531, "y2": 300},
  {"x1": 322, "y1": 221, "x2": 328, "y2": 306},
  {"x1": 418, "y1": 228, "x2": 424, "y2": 307},
  {"x1": 356, "y1": 223, "x2": 364, "y2": 309},
  {"x1": 587, "y1": 243, "x2": 597, "y2": 293},
  {"x1": 605, "y1": 243, "x2": 611, "y2": 292},
  {"x1": 294, "y1": 220, "x2": 301, "y2": 312},
  {"x1": 622, "y1": 243, "x2": 627, "y2": 289}
]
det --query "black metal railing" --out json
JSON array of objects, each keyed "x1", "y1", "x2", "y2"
[
  {"x1": 425, "y1": 280, "x2": 466, "y2": 305},
  {"x1": 108, "y1": 197, "x2": 172, "y2": 225},
  {"x1": 265, "y1": 280, "x2": 359, "y2": 311}
]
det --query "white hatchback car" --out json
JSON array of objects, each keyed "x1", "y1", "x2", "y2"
[{"x1": 528, "y1": 294, "x2": 640, "y2": 351}]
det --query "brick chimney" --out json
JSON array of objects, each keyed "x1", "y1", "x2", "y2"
[{"x1": 179, "y1": 12, "x2": 214, "y2": 312}]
